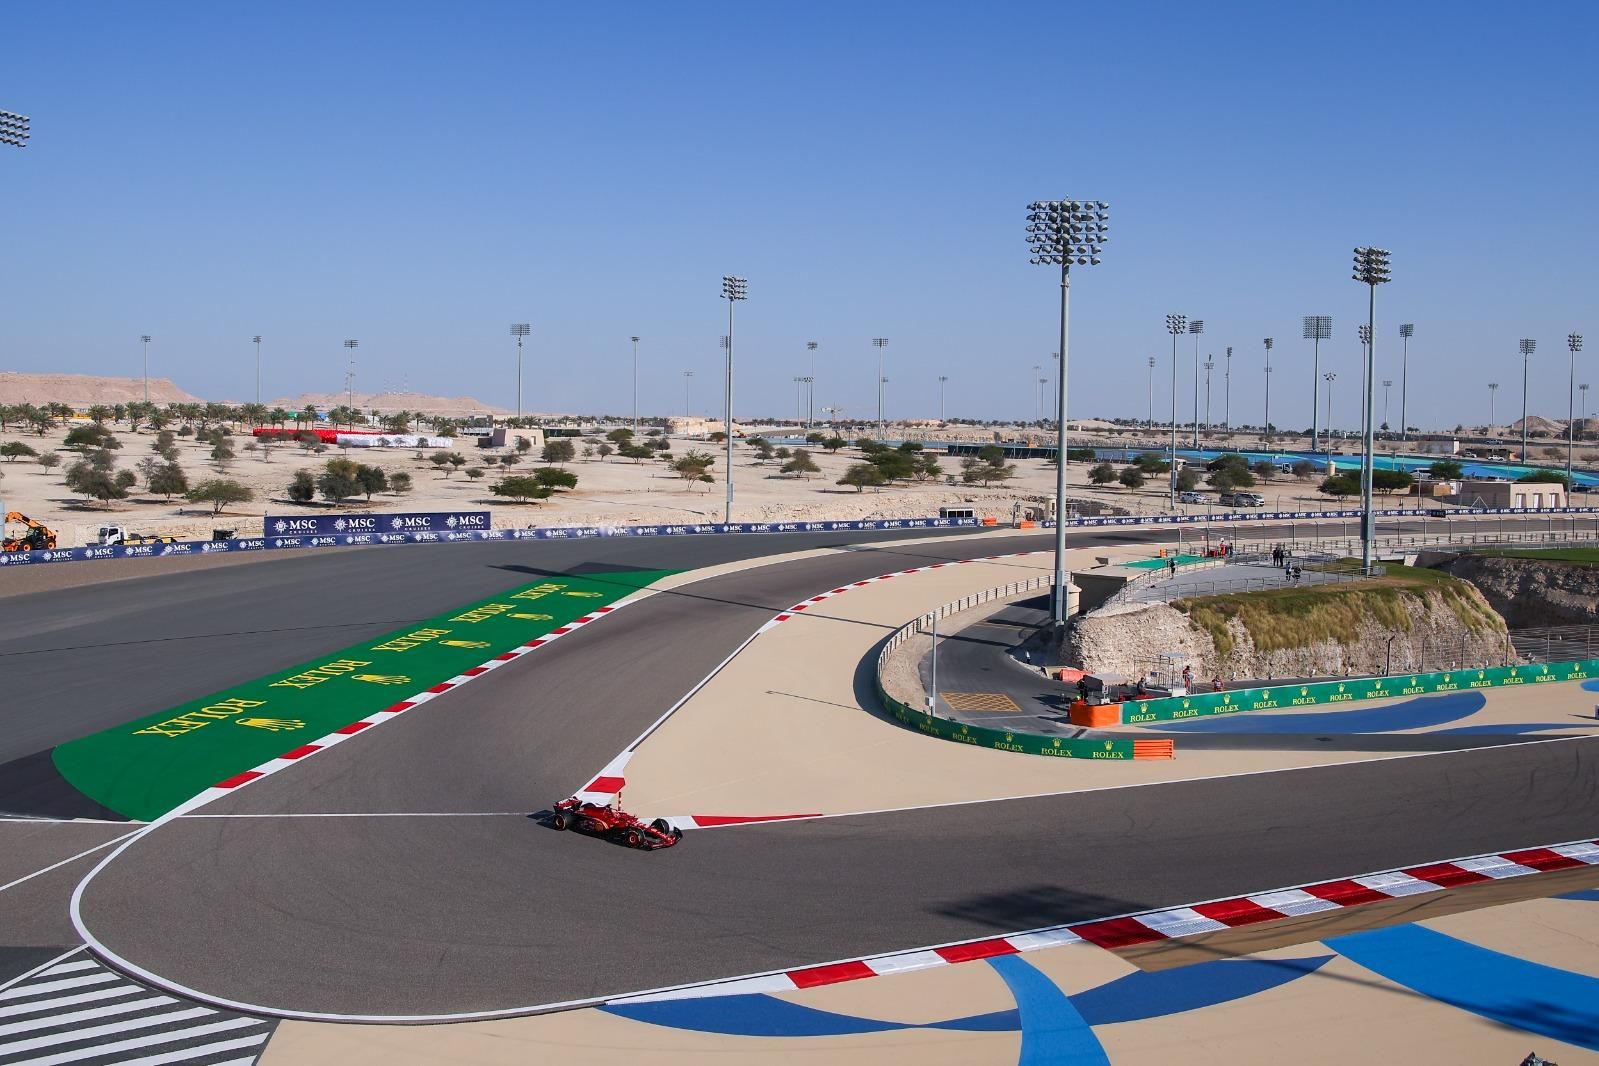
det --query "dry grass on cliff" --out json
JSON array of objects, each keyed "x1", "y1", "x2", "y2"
[
  {"x1": 1468, "y1": 547, "x2": 1599, "y2": 567},
  {"x1": 1173, "y1": 564, "x2": 1503, "y2": 659}
]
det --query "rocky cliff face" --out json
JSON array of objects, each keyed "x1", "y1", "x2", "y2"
[
  {"x1": 1069, "y1": 582, "x2": 1510, "y2": 681},
  {"x1": 1437, "y1": 554, "x2": 1599, "y2": 627}
]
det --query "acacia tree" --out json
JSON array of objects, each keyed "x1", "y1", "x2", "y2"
[
  {"x1": 186, "y1": 479, "x2": 254, "y2": 515},
  {"x1": 673, "y1": 451, "x2": 716, "y2": 491},
  {"x1": 781, "y1": 449, "x2": 820, "y2": 479},
  {"x1": 150, "y1": 462, "x2": 189, "y2": 500},
  {"x1": 838, "y1": 463, "x2": 887, "y2": 492}
]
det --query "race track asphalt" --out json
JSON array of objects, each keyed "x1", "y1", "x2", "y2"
[{"x1": 55, "y1": 522, "x2": 1599, "y2": 1018}]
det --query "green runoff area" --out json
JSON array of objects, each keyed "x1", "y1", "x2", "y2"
[
  {"x1": 1464, "y1": 547, "x2": 1599, "y2": 566},
  {"x1": 53, "y1": 568, "x2": 677, "y2": 821}
]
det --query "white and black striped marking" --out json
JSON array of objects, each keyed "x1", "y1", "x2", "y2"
[{"x1": 0, "y1": 951, "x2": 273, "y2": 1066}]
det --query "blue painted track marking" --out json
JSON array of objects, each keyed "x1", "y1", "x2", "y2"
[
  {"x1": 987, "y1": 955, "x2": 1109, "y2": 1066},
  {"x1": 1071, "y1": 955, "x2": 1332, "y2": 1026},
  {"x1": 1326, "y1": 924, "x2": 1599, "y2": 1052},
  {"x1": 1149, "y1": 692, "x2": 1485, "y2": 734},
  {"x1": 1433, "y1": 723, "x2": 1588, "y2": 735}
]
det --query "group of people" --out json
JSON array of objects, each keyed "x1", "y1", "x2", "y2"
[{"x1": 1272, "y1": 544, "x2": 1304, "y2": 584}]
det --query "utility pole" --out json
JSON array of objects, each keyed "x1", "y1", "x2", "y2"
[
  {"x1": 1223, "y1": 346, "x2": 1232, "y2": 438},
  {"x1": 1263, "y1": 338, "x2": 1274, "y2": 447}
]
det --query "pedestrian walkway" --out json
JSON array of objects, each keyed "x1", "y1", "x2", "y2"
[{"x1": 0, "y1": 951, "x2": 273, "y2": 1065}]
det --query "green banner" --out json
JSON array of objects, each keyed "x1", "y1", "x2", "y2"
[
  {"x1": 54, "y1": 569, "x2": 677, "y2": 821},
  {"x1": 1121, "y1": 658, "x2": 1599, "y2": 724},
  {"x1": 875, "y1": 678, "x2": 1140, "y2": 760}
]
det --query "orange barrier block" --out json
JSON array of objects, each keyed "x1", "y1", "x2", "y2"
[
  {"x1": 1133, "y1": 739, "x2": 1176, "y2": 760},
  {"x1": 1068, "y1": 700, "x2": 1122, "y2": 728},
  {"x1": 981, "y1": 516, "x2": 999, "y2": 526},
  {"x1": 1017, "y1": 520, "x2": 1037, "y2": 529}
]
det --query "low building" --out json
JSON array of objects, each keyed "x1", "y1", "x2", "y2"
[{"x1": 1451, "y1": 479, "x2": 1567, "y2": 509}]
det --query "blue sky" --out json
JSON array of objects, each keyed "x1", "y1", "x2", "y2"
[{"x1": 2, "y1": 1, "x2": 1594, "y2": 429}]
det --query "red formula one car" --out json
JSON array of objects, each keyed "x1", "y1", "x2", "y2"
[{"x1": 548, "y1": 797, "x2": 683, "y2": 850}]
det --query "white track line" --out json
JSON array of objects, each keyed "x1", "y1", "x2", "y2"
[{"x1": 0, "y1": 830, "x2": 145, "y2": 896}]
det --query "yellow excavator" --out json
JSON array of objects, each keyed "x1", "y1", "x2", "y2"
[{"x1": 3, "y1": 512, "x2": 57, "y2": 553}]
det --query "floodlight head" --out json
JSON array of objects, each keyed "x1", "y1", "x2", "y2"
[
  {"x1": 1520, "y1": 338, "x2": 1536, "y2": 356},
  {"x1": 807, "y1": 341, "x2": 818, "y2": 350},
  {"x1": 1226, "y1": 346, "x2": 1233, "y2": 357},
  {"x1": 509, "y1": 323, "x2": 531, "y2": 337},
  {"x1": 1165, "y1": 314, "x2": 1186, "y2": 335},
  {"x1": 873, "y1": 338, "x2": 889, "y2": 348},
  {"x1": 1263, "y1": 337, "x2": 1273, "y2": 350},
  {"x1": 719, "y1": 335, "x2": 730, "y2": 350},
  {"x1": 630, "y1": 335, "x2": 640, "y2": 343},
  {"x1": 140, "y1": 334, "x2": 151, "y2": 343},
  {"x1": 1204, "y1": 360, "x2": 1215, "y2": 370},
  {"x1": 1189, "y1": 320, "x2": 1205, "y2": 335},
  {"x1": 1569, "y1": 333, "x2": 1583, "y2": 353},
  {"x1": 0, "y1": 110, "x2": 29, "y2": 148},
  {"x1": 344, "y1": 339, "x2": 359, "y2": 348},
  {"x1": 1352, "y1": 246, "x2": 1392, "y2": 285},
  {"x1": 721, "y1": 275, "x2": 748, "y2": 301},
  {"x1": 1324, "y1": 372, "x2": 1337, "y2": 382},
  {"x1": 1383, "y1": 379, "x2": 1393, "y2": 387},
  {"x1": 1302, "y1": 315, "x2": 1332, "y2": 341},
  {"x1": 252, "y1": 335, "x2": 262, "y2": 344},
  {"x1": 1148, "y1": 356, "x2": 1156, "y2": 367},
  {"x1": 1358, "y1": 324, "x2": 1371, "y2": 344},
  {"x1": 1399, "y1": 323, "x2": 1415, "y2": 338},
  {"x1": 1025, "y1": 199, "x2": 1110, "y2": 267}
]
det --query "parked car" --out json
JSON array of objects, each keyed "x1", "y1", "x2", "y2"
[
  {"x1": 1220, "y1": 491, "x2": 1266, "y2": 507},
  {"x1": 1178, "y1": 491, "x2": 1207, "y2": 504}
]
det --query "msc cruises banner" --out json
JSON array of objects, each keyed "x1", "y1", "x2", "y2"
[{"x1": 263, "y1": 511, "x2": 492, "y2": 538}]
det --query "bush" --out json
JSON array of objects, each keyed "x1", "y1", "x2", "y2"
[
  {"x1": 149, "y1": 463, "x2": 189, "y2": 500},
  {"x1": 186, "y1": 479, "x2": 254, "y2": 515},
  {"x1": 1088, "y1": 461, "x2": 1117, "y2": 485},
  {"x1": 782, "y1": 449, "x2": 820, "y2": 478},
  {"x1": 1119, "y1": 466, "x2": 1146, "y2": 489},
  {"x1": 1135, "y1": 452, "x2": 1170, "y2": 474},
  {"x1": 1372, "y1": 469, "x2": 1414, "y2": 494},
  {"x1": 492, "y1": 475, "x2": 553, "y2": 503},
  {"x1": 1517, "y1": 469, "x2": 1571, "y2": 486},
  {"x1": 287, "y1": 470, "x2": 315, "y2": 502},
  {"x1": 1320, "y1": 474, "x2": 1359, "y2": 497},
  {"x1": 65, "y1": 423, "x2": 117, "y2": 451},
  {"x1": 542, "y1": 439, "x2": 576, "y2": 464},
  {"x1": 838, "y1": 463, "x2": 887, "y2": 492},
  {"x1": 390, "y1": 471, "x2": 413, "y2": 494},
  {"x1": 534, "y1": 467, "x2": 578, "y2": 491},
  {"x1": 355, "y1": 464, "x2": 388, "y2": 499},
  {"x1": 1427, "y1": 460, "x2": 1463, "y2": 479}
]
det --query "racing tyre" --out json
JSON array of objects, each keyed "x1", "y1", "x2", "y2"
[
  {"x1": 550, "y1": 811, "x2": 570, "y2": 831},
  {"x1": 624, "y1": 828, "x2": 645, "y2": 849},
  {"x1": 649, "y1": 818, "x2": 673, "y2": 836}
]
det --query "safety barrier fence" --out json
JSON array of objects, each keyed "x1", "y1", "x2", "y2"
[
  {"x1": 5, "y1": 503, "x2": 1599, "y2": 570},
  {"x1": 876, "y1": 577, "x2": 1173, "y2": 760},
  {"x1": 1115, "y1": 659, "x2": 1599, "y2": 726}
]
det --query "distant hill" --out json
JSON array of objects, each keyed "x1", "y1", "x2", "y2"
[
  {"x1": 0, "y1": 372, "x2": 204, "y2": 407},
  {"x1": 270, "y1": 391, "x2": 514, "y2": 418}
]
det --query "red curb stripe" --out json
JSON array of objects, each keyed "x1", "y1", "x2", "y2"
[
  {"x1": 594, "y1": 605, "x2": 615, "y2": 613},
  {"x1": 427, "y1": 682, "x2": 455, "y2": 694},
  {"x1": 525, "y1": 639, "x2": 548, "y2": 648},
  {"x1": 550, "y1": 626, "x2": 572, "y2": 635},
  {"x1": 215, "y1": 770, "x2": 265, "y2": 789},
  {"x1": 382, "y1": 701, "x2": 415, "y2": 713},
  {"x1": 462, "y1": 666, "x2": 489, "y2": 677},
  {"x1": 830, "y1": 587, "x2": 849, "y2": 594},
  {"x1": 1192, "y1": 897, "x2": 1282, "y2": 927},
  {"x1": 279, "y1": 745, "x2": 323, "y2": 760},
  {"x1": 336, "y1": 721, "x2": 372, "y2": 735},
  {"x1": 1302, "y1": 879, "x2": 1391, "y2": 907},
  {"x1": 934, "y1": 938, "x2": 1019, "y2": 964},
  {"x1": 789, "y1": 603, "x2": 809, "y2": 612},
  {"x1": 1404, "y1": 862, "x2": 1492, "y2": 889},
  {"x1": 585, "y1": 775, "x2": 626, "y2": 793},
  {"x1": 1503, "y1": 847, "x2": 1587, "y2": 872},
  {"x1": 774, "y1": 614, "x2": 792, "y2": 623},
  {"x1": 495, "y1": 652, "x2": 520, "y2": 661},
  {"x1": 788, "y1": 960, "x2": 876, "y2": 988},
  {"x1": 1071, "y1": 917, "x2": 1168, "y2": 949}
]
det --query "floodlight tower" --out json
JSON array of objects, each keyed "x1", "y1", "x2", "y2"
[
  {"x1": 1568, "y1": 333, "x2": 1584, "y2": 491},
  {"x1": 1398, "y1": 323, "x2": 1415, "y2": 441},
  {"x1": 721, "y1": 275, "x2": 747, "y2": 524},
  {"x1": 807, "y1": 341, "x2": 819, "y2": 427},
  {"x1": 1519, "y1": 338, "x2": 1536, "y2": 462},
  {"x1": 1353, "y1": 246, "x2": 1391, "y2": 573},
  {"x1": 140, "y1": 335, "x2": 152, "y2": 403},
  {"x1": 1188, "y1": 319, "x2": 1204, "y2": 447},
  {"x1": 630, "y1": 335, "x2": 641, "y2": 430},
  {"x1": 682, "y1": 370, "x2": 694, "y2": 417},
  {"x1": 1203, "y1": 358, "x2": 1215, "y2": 434},
  {"x1": 1165, "y1": 314, "x2": 1186, "y2": 506},
  {"x1": 343, "y1": 339, "x2": 359, "y2": 410},
  {"x1": 1263, "y1": 338, "x2": 1274, "y2": 445},
  {"x1": 0, "y1": 110, "x2": 29, "y2": 149},
  {"x1": 1026, "y1": 197, "x2": 1110, "y2": 628},
  {"x1": 1223, "y1": 346, "x2": 1233, "y2": 437},
  {"x1": 509, "y1": 324, "x2": 530, "y2": 421},
  {"x1": 1488, "y1": 382, "x2": 1499, "y2": 427},
  {"x1": 1032, "y1": 363, "x2": 1042, "y2": 423},
  {"x1": 1303, "y1": 315, "x2": 1333, "y2": 450},
  {"x1": 938, "y1": 375, "x2": 950, "y2": 421},
  {"x1": 1582, "y1": 383, "x2": 1591, "y2": 423},
  {"x1": 873, "y1": 338, "x2": 889, "y2": 437},
  {"x1": 1146, "y1": 356, "x2": 1156, "y2": 428},
  {"x1": 1324, "y1": 372, "x2": 1337, "y2": 440},
  {"x1": 252, "y1": 335, "x2": 263, "y2": 406},
  {"x1": 1382, "y1": 379, "x2": 1393, "y2": 431}
]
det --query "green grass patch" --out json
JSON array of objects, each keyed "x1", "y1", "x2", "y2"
[{"x1": 1173, "y1": 563, "x2": 1501, "y2": 660}]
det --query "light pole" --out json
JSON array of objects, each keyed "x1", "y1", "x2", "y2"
[
  {"x1": 721, "y1": 275, "x2": 747, "y2": 524},
  {"x1": 1568, "y1": 333, "x2": 1584, "y2": 492},
  {"x1": 1304, "y1": 315, "x2": 1333, "y2": 451},
  {"x1": 343, "y1": 339, "x2": 359, "y2": 411},
  {"x1": 631, "y1": 335, "x2": 640, "y2": 431},
  {"x1": 794, "y1": 376, "x2": 805, "y2": 424},
  {"x1": 807, "y1": 341, "x2": 818, "y2": 428},
  {"x1": 1263, "y1": 338, "x2": 1274, "y2": 446},
  {"x1": 1382, "y1": 379, "x2": 1393, "y2": 432},
  {"x1": 1203, "y1": 359, "x2": 1214, "y2": 436},
  {"x1": 1027, "y1": 197, "x2": 1109, "y2": 628},
  {"x1": 938, "y1": 375, "x2": 949, "y2": 421},
  {"x1": 0, "y1": 110, "x2": 30, "y2": 149},
  {"x1": 1488, "y1": 382, "x2": 1499, "y2": 429},
  {"x1": 1358, "y1": 323, "x2": 1371, "y2": 447},
  {"x1": 252, "y1": 335, "x2": 262, "y2": 406},
  {"x1": 1399, "y1": 323, "x2": 1414, "y2": 442},
  {"x1": 1165, "y1": 314, "x2": 1186, "y2": 506},
  {"x1": 1353, "y1": 245, "x2": 1391, "y2": 574},
  {"x1": 1520, "y1": 338, "x2": 1536, "y2": 462},
  {"x1": 140, "y1": 335, "x2": 152, "y2": 403},
  {"x1": 1032, "y1": 363, "x2": 1042, "y2": 423},
  {"x1": 1189, "y1": 319, "x2": 1204, "y2": 447},
  {"x1": 683, "y1": 370, "x2": 694, "y2": 417},
  {"x1": 509, "y1": 324, "x2": 530, "y2": 421},
  {"x1": 1582, "y1": 383, "x2": 1591, "y2": 423},
  {"x1": 1223, "y1": 346, "x2": 1232, "y2": 439},
  {"x1": 872, "y1": 338, "x2": 889, "y2": 438},
  {"x1": 1146, "y1": 356, "x2": 1156, "y2": 428},
  {"x1": 1324, "y1": 372, "x2": 1337, "y2": 444}
]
